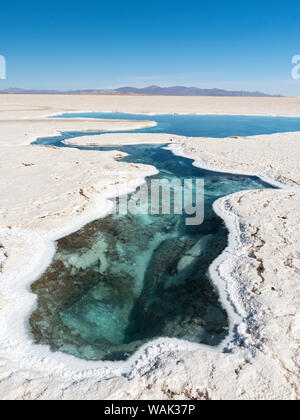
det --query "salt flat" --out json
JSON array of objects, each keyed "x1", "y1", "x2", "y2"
[
  {"x1": 175, "y1": 131, "x2": 300, "y2": 188},
  {"x1": 63, "y1": 132, "x2": 178, "y2": 147},
  {"x1": 1, "y1": 94, "x2": 300, "y2": 117},
  {"x1": 0, "y1": 94, "x2": 299, "y2": 400}
]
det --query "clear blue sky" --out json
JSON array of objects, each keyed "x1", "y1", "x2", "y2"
[{"x1": 0, "y1": 0, "x2": 299, "y2": 95}]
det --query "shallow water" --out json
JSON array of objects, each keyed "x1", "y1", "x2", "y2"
[{"x1": 30, "y1": 113, "x2": 288, "y2": 362}]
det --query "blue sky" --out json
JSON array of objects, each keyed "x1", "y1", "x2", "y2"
[{"x1": 0, "y1": 0, "x2": 299, "y2": 95}]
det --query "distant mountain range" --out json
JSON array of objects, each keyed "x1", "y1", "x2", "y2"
[{"x1": 0, "y1": 85, "x2": 283, "y2": 97}]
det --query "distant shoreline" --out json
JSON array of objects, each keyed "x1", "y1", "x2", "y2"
[{"x1": 0, "y1": 85, "x2": 284, "y2": 97}]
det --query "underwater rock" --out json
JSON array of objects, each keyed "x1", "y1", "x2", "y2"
[
  {"x1": 164, "y1": 234, "x2": 214, "y2": 290},
  {"x1": 142, "y1": 237, "x2": 197, "y2": 292},
  {"x1": 124, "y1": 233, "x2": 228, "y2": 345}
]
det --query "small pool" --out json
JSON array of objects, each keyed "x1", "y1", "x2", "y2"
[{"x1": 30, "y1": 113, "x2": 293, "y2": 362}]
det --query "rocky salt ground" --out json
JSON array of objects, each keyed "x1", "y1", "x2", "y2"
[
  {"x1": 0, "y1": 95, "x2": 299, "y2": 399},
  {"x1": 175, "y1": 131, "x2": 300, "y2": 188}
]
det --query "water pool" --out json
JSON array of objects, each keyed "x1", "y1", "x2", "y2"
[
  {"x1": 31, "y1": 113, "x2": 295, "y2": 361},
  {"x1": 52, "y1": 112, "x2": 300, "y2": 138}
]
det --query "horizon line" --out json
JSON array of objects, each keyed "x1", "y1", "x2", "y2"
[{"x1": 0, "y1": 85, "x2": 285, "y2": 98}]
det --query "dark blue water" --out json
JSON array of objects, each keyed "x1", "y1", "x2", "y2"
[
  {"x1": 30, "y1": 113, "x2": 288, "y2": 362},
  {"x1": 52, "y1": 112, "x2": 300, "y2": 138}
]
